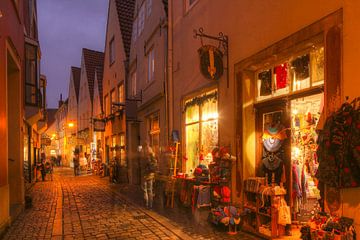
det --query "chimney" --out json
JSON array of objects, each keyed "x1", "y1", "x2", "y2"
[{"x1": 58, "y1": 94, "x2": 63, "y2": 108}]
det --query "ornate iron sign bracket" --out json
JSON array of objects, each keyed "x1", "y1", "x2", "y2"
[{"x1": 194, "y1": 27, "x2": 229, "y2": 88}]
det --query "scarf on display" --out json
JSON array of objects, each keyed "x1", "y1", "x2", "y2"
[{"x1": 262, "y1": 123, "x2": 287, "y2": 153}]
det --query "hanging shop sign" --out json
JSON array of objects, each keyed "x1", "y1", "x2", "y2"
[
  {"x1": 198, "y1": 45, "x2": 224, "y2": 80},
  {"x1": 93, "y1": 118, "x2": 105, "y2": 132},
  {"x1": 41, "y1": 137, "x2": 51, "y2": 146}
]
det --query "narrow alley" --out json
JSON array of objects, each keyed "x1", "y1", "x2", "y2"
[{"x1": 2, "y1": 168, "x2": 258, "y2": 240}]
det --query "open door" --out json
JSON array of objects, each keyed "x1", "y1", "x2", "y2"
[{"x1": 255, "y1": 100, "x2": 291, "y2": 201}]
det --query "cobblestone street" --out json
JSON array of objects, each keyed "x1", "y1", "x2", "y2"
[{"x1": 2, "y1": 168, "x2": 259, "y2": 240}]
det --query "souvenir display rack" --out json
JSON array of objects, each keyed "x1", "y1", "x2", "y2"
[
  {"x1": 242, "y1": 176, "x2": 287, "y2": 239},
  {"x1": 207, "y1": 153, "x2": 241, "y2": 234}
]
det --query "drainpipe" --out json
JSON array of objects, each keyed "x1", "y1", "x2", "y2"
[{"x1": 167, "y1": 0, "x2": 174, "y2": 142}]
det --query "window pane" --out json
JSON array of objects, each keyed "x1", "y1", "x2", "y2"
[
  {"x1": 186, "y1": 123, "x2": 199, "y2": 173},
  {"x1": 118, "y1": 84, "x2": 124, "y2": 102},
  {"x1": 201, "y1": 120, "x2": 218, "y2": 165},
  {"x1": 257, "y1": 69, "x2": 273, "y2": 101},
  {"x1": 311, "y1": 47, "x2": 324, "y2": 86},
  {"x1": 291, "y1": 54, "x2": 310, "y2": 91},
  {"x1": 185, "y1": 104, "x2": 199, "y2": 124},
  {"x1": 202, "y1": 99, "x2": 217, "y2": 121},
  {"x1": 25, "y1": 84, "x2": 36, "y2": 104}
]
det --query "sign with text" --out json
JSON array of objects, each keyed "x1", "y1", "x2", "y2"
[{"x1": 93, "y1": 118, "x2": 105, "y2": 132}]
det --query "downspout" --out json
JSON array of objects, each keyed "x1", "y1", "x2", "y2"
[
  {"x1": 163, "y1": 18, "x2": 169, "y2": 146},
  {"x1": 167, "y1": 0, "x2": 174, "y2": 142}
]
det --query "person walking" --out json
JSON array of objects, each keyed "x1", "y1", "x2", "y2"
[
  {"x1": 45, "y1": 159, "x2": 53, "y2": 181},
  {"x1": 40, "y1": 160, "x2": 46, "y2": 181},
  {"x1": 142, "y1": 146, "x2": 158, "y2": 209},
  {"x1": 73, "y1": 148, "x2": 80, "y2": 176}
]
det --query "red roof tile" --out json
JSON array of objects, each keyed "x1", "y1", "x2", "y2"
[
  {"x1": 82, "y1": 48, "x2": 104, "y2": 103},
  {"x1": 115, "y1": 0, "x2": 135, "y2": 60},
  {"x1": 71, "y1": 66, "x2": 81, "y2": 102}
]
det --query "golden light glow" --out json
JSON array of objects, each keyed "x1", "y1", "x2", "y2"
[{"x1": 68, "y1": 122, "x2": 75, "y2": 128}]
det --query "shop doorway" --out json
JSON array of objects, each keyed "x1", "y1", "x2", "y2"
[
  {"x1": 290, "y1": 93, "x2": 323, "y2": 222},
  {"x1": 255, "y1": 100, "x2": 291, "y2": 199}
]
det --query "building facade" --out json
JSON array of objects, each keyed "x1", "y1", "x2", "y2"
[
  {"x1": 0, "y1": 0, "x2": 45, "y2": 235},
  {"x1": 102, "y1": 0, "x2": 135, "y2": 182},
  {"x1": 77, "y1": 48, "x2": 104, "y2": 158},
  {"x1": 128, "y1": 0, "x2": 168, "y2": 184},
  {"x1": 169, "y1": 0, "x2": 360, "y2": 231},
  {"x1": 66, "y1": 66, "x2": 81, "y2": 165}
]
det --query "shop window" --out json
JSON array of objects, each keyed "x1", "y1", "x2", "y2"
[
  {"x1": 256, "y1": 46, "x2": 324, "y2": 102},
  {"x1": 148, "y1": 113, "x2": 160, "y2": 157},
  {"x1": 185, "y1": 90, "x2": 218, "y2": 174},
  {"x1": 119, "y1": 134, "x2": 125, "y2": 165},
  {"x1": 147, "y1": 48, "x2": 155, "y2": 83},
  {"x1": 109, "y1": 37, "x2": 115, "y2": 65},
  {"x1": 112, "y1": 136, "x2": 116, "y2": 158},
  {"x1": 25, "y1": 43, "x2": 39, "y2": 106}
]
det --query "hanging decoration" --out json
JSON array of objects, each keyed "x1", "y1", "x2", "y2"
[{"x1": 184, "y1": 91, "x2": 217, "y2": 112}]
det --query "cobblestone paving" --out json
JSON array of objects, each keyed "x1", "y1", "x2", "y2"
[{"x1": 3, "y1": 168, "x2": 260, "y2": 240}]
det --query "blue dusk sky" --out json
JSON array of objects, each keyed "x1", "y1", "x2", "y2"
[{"x1": 37, "y1": 0, "x2": 108, "y2": 108}]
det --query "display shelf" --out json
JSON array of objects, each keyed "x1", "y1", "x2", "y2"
[{"x1": 243, "y1": 180, "x2": 287, "y2": 239}]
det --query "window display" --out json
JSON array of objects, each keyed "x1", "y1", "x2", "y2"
[
  {"x1": 256, "y1": 45, "x2": 324, "y2": 102},
  {"x1": 184, "y1": 90, "x2": 218, "y2": 173},
  {"x1": 290, "y1": 93, "x2": 323, "y2": 222}
]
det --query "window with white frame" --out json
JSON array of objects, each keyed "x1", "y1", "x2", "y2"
[
  {"x1": 147, "y1": 48, "x2": 155, "y2": 83},
  {"x1": 146, "y1": 0, "x2": 152, "y2": 18},
  {"x1": 131, "y1": 71, "x2": 137, "y2": 96},
  {"x1": 109, "y1": 37, "x2": 115, "y2": 65},
  {"x1": 118, "y1": 84, "x2": 125, "y2": 103},
  {"x1": 137, "y1": 4, "x2": 145, "y2": 36}
]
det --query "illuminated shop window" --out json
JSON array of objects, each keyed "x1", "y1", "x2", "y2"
[
  {"x1": 148, "y1": 113, "x2": 160, "y2": 157},
  {"x1": 185, "y1": 90, "x2": 218, "y2": 173},
  {"x1": 256, "y1": 46, "x2": 324, "y2": 102}
]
